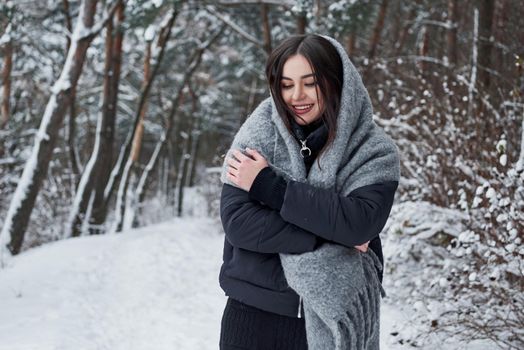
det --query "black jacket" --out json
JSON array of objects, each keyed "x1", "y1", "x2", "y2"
[{"x1": 219, "y1": 119, "x2": 398, "y2": 318}]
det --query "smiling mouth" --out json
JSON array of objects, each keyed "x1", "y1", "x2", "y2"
[{"x1": 292, "y1": 104, "x2": 314, "y2": 114}]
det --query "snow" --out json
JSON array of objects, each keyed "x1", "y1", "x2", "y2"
[
  {"x1": 0, "y1": 23, "x2": 12, "y2": 46},
  {"x1": 0, "y1": 218, "x2": 225, "y2": 350},
  {"x1": 144, "y1": 25, "x2": 155, "y2": 42},
  {"x1": 0, "y1": 214, "x2": 500, "y2": 349},
  {"x1": 152, "y1": 0, "x2": 163, "y2": 8},
  {"x1": 518, "y1": 109, "x2": 524, "y2": 171}
]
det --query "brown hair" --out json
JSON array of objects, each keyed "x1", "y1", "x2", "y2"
[{"x1": 265, "y1": 34, "x2": 344, "y2": 163}]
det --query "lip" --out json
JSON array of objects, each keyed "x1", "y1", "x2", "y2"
[{"x1": 292, "y1": 103, "x2": 314, "y2": 115}]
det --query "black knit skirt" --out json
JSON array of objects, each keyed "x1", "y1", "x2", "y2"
[{"x1": 219, "y1": 297, "x2": 308, "y2": 350}]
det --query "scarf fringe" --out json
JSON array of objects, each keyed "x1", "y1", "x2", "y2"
[
  {"x1": 332, "y1": 253, "x2": 384, "y2": 350},
  {"x1": 306, "y1": 250, "x2": 386, "y2": 350}
]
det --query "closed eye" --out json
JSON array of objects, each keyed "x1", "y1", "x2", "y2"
[{"x1": 281, "y1": 82, "x2": 317, "y2": 90}]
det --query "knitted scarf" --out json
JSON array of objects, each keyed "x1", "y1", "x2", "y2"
[{"x1": 220, "y1": 35, "x2": 400, "y2": 349}]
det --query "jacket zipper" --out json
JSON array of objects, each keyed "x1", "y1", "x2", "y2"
[{"x1": 297, "y1": 296, "x2": 303, "y2": 318}]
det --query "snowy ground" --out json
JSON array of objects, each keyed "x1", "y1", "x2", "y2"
[{"x1": 0, "y1": 217, "x2": 496, "y2": 349}]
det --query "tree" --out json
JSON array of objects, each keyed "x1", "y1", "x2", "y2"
[
  {"x1": 0, "y1": 0, "x2": 117, "y2": 256},
  {"x1": 1, "y1": 24, "x2": 12, "y2": 131},
  {"x1": 368, "y1": 0, "x2": 389, "y2": 61},
  {"x1": 477, "y1": 0, "x2": 495, "y2": 89},
  {"x1": 446, "y1": 0, "x2": 458, "y2": 66},
  {"x1": 111, "y1": 7, "x2": 178, "y2": 232},
  {"x1": 66, "y1": 0, "x2": 125, "y2": 237}
]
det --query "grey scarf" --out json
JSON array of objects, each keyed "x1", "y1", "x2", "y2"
[{"x1": 220, "y1": 35, "x2": 400, "y2": 349}]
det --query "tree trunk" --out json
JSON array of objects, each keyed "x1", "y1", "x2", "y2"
[
  {"x1": 346, "y1": 32, "x2": 356, "y2": 57},
  {"x1": 186, "y1": 129, "x2": 201, "y2": 188},
  {"x1": 0, "y1": 0, "x2": 106, "y2": 256},
  {"x1": 0, "y1": 32, "x2": 12, "y2": 158},
  {"x1": 103, "y1": 8, "x2": 177, "y2": 220},
  {"x1": 478, "y1": 0, "x2": 494, "y2": 89},
  {"x1": 67, "y1": 4, "x2": 121, "y2": 237},
  {"x1": 468, "y1": 8, "x2": 479, "y2": 118},
  {"x1": 134, "y1": 133, "x2": 166, "y2": 227},
  {"x1": 130, "y1": 41, "x2": 151, "y2": 163},
  {"x1": 490, "y1": 0, "x2": 506, "y2": 92},
  {"x1": 67, "y1": 86, "x2": 81, "y2": 176},
  {"x1": 184, "y1": 83, "x2": 199, "y2": 189},
  {"x1": 127, "y1": 28, "x2": 224, "y2": 226},
  {"x1": 394, "y1": 5, "x2": 417, "y2": 56},
  {"x1": 63, "y1": 0, "x2": 81, "y2": 177},
  {"x1": 114, "y1": 38, "x2": 151, "y2": 233},
  {"x1": 176, "y1": 131, "x2": 189, "y2": 217},
  {"x1": 418, "y1": 25, "x2": 429, "y2": 73},
  {"x1": 112, "y1": 11, "x2": 176, "y2": 233},
  {"x1": 244, "y1": 77, "x2": 257, "y2": 122},
  {"x1": 390, "y1": 0, "x2": 401, "y2": 54},
  {"x1": 260, "y1": 4, "x2": 272, "y2": 54},
  {"x1": 62, "y1": 0, "x2": 73, "y2": 54},
  {"x1": 296, "y1": 13, "x2": 306, "y2": 34},
  {"x1": 1, "y1": 36, "x2": 12, "y2": 130},
  {"x1": 368, "y1": 0, "x2": 388, "y2": 61},
  {"x1": 89, "y1": 0, "x2": 125, "y2": 234},
  {"x1": 447, "y1": 0, "x2": 458, "y2": 66}
]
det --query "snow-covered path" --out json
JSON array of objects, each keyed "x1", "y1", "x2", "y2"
[
  {"x1": 0, "y1": 217, "x2": 494, "y2": 349},
  {"x1": 0, "y1": 218, "x2": 225, "y2": 350}
]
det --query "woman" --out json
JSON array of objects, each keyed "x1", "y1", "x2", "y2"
[{"x1": 219, "y1": 34, "x2": 400, "y2": 350}]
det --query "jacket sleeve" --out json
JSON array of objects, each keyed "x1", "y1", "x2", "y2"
[
  {"x1": 279, "y1": 180, "x2": 399, "y2": 247},
  {"x1": 220, "y1": 183, "x2": 319, "y2": 254}
]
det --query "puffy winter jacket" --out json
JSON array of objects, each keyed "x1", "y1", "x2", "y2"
[{"x1": 219, "y1": 175, "x2": 398, "y2": 318}]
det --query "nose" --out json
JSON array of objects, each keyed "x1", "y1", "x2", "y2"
[{"x1": 292, "y1": 85, "x2": 305, "y2": 101}]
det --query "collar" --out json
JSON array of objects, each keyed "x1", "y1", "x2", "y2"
[{"x1": 290, "y1": 118, "x2": 328, "y2": 159}]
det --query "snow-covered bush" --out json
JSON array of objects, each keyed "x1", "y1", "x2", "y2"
[{"x1": 373, "y1": 53, "x2": 524, "y2": 349}]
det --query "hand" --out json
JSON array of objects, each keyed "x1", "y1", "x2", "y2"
[
  {"x1": 226, "y1": 148, "x2": 268, "y2": 192},
  {"x1": 354, "y1": 240, "x2": 370, "y2": 253}
]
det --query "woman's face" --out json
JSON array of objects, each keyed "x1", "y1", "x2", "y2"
[{"x1": 280, "y1": 54, "x2": 324, "y2": 125}]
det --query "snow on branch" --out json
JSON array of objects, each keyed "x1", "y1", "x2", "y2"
[
  {"x1": 408, "y1": 18, "x2": 458, "y2": 30},
  {"x1": 75, "y1": 0, "x2": 121, "y2": 41},
  {"x1": 217, "y1": 0, "x2": 294, "y2": 6},
  {"x1": 204, "y1": 5, "x2": 263, "y2": 49}
]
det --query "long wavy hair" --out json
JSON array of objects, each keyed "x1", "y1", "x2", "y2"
[{"x1": 265, "y1": 34, "x2": 344, "y2": 163}]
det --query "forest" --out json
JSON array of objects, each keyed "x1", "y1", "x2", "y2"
[{"x1": 0, "y1": 0, "x2": 522, "y2": 348}]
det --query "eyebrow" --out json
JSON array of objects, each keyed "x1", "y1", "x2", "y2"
[{"x1": 281, "y1": 73, "x2": 315, "y2": 80}]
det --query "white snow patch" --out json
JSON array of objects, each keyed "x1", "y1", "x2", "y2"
[
  {"x1": 144, "y1": 25, "x2": 155, "y2": 42},
  {"x1": 0, "y1": 215, "x2": 499, "y2": 349},
  {"x1": 0, "y1": 218, "x2": 226, "y2": 350}
]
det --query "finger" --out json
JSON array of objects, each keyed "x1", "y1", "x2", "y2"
[
  {"x1": 226, "y1": 171, "x2": 237, "y2": 181},
  {"x1": 232, "y1": 149, "x2": 250, "y2": 162},
  {"x1": 227, "y1": 166, "x2": 239, "y2": 177},
  {"x1": 245, "y1": 147, "x2": 262, "y2": 161},
  {"x1": 227, "y1": 157, "x2": 241, "y2": 169}
]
